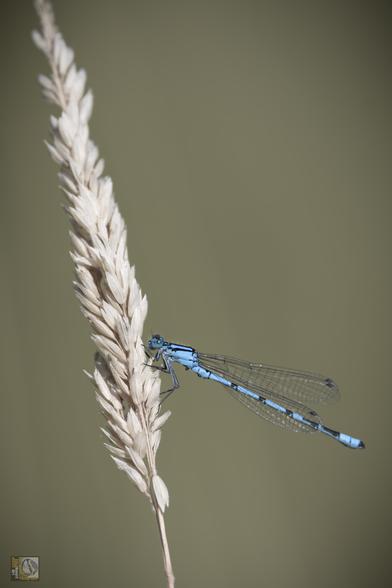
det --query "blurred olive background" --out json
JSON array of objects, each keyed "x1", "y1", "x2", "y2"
[{"x1": 1, "y1": 1, "x2": 390, "y2": 587}]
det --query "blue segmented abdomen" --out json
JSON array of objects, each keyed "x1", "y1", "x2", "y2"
[
  {"x1": 318, "y1": 427, "x2": 364, "y2": 449},
  {"x1": 191, "y1": 364, "x2": 365, "y2": 449}
]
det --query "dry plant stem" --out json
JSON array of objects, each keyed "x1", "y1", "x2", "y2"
[
  {"x1": 156, "y1": 508, "x2": 175, "y2": 587},
  {"x1": 32, "y1": 1, "x2": 174, "y2": 586}
]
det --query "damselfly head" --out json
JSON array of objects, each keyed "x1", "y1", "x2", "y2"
[{"x1": 148, "y1": 334, "x2": 165, "y2": 349}]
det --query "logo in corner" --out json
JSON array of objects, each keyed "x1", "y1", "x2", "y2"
[{"x1": 10, "y1": 556, "x2": 39, "y2": 581}]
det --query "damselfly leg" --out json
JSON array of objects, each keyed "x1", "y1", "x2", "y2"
[{"x1": 147, "y1": 351, "x2": 180, "y2": 402}]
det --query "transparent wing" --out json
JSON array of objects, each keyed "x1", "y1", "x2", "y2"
[
  {"x1": 198, "y1": 353, "x2": 328, "y2": 433},
  {"x1": 198, "y1": 353, "x2": 340, "y2": 408}
]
